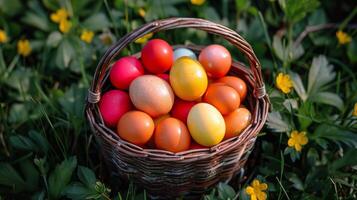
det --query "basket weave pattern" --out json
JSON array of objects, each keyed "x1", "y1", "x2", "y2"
[{"x1": 85, "y1": 18, "x2": 269, "y2": 198}]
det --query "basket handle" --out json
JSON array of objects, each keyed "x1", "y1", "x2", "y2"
[{"x1": 87, "y1": 18, "x2": 266, "y2": 104}]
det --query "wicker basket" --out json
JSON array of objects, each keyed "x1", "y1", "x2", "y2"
[{"x1": 85, "y1": 18, "x2": 269, "y2": 199}]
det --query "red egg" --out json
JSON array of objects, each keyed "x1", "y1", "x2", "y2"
[
  {"x1": 141, "y1": 39, "x2": 173, "y2": 74},
  {"x1": 199, "y1": 44, "x2": 232, "y2": 78},
  {"x1": 99, "y1": 90, "x2": 132, "y2": 127},
  {"x1": 157, "y1": 73, "x2": 170, "y2": 83},
  {"x1": 190, "y1": 142, "x2": 206, "y2": 150},
  {"x1": 171, "y1": 99, "x2": 196, "y2": 123},
  {"x1": 109, "y1": 56, "x2": 144, "y2": 89}
]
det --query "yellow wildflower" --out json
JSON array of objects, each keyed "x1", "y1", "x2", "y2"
[
  {"x1": 245, "y1": 179, "x2": 268, "y2": 200},
  {"x1": 191, "y1": 0, "x2": 205, "y2": 5},
  {"x1": 50, "y1": 8, "x2": 69, "y2": 23},
  {"x1": 276, "y1": 73, "x2": 293, "y2": 94},
  {"x1": 59, "y1": 19, "x2": 72, "y2": 33},
  {"x1": 0, "y1": 29, "x2": 8, "y2": 43},
  {"x1": 353, "y1": 102, "x2": 357, "y2": 117},
  {"x1": 135, "y1": 33, "x2": 153, "y2": 44},
  {"x1": 17, "y1": 39, "x2": 32, "y2": 57},
  {"x1": 336, "y1": 30, "x2": 352, "y2": 45},
  {"x1": 288, "y1": 130, "x2": 308, "y2": 152},
  {"x1": 138, "y1": 8, "x2": 146, "y2": 18},
  {"x1": 80, "y1": 30, "x2": 94, "y2": 43}
]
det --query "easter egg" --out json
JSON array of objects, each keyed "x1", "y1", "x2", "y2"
[
  {"x1": 99, "y1": 90, "x2": 132, "y2": 128},
  {"x1": 109, "y1": 56, "x2": 144, "y2": 89},
  {"x1": 173, "y1": 48, "x2": 197, "y2": 61},
  {"x1": 141, "y1": 39, "x2": 173, "y2": 74},
  {"x1": 129, "y1": 75, "x2": 174, "y2": 117},
  {"x1": 203, "y1": 83, "x2": 240, "y2": 115},
  {"x1": 224, "y1": 108, "x2": 251, "y2": 139},
  {"x1": 199, "y1": 44, "x2": 232, "y2": 78},
  {"x1": 170, "y1": 99, "x2": 196, "y2": 123},
  {"x1": 155, "y1": 117, "x2": 191, "y2": 153},
  {"x1": 217, "y1": 76, "x2": 247, "y2": 102},
  {"x1": 117, "y1": 111, "x2": 154, "y2": 145},
  {"x1": 170, "y1": 57, "x2": 208, "y2": 101},
  {"x1": 187, "y1": 103, "x2": 225, "y2": 147},
  {"x1": 157, "y1": 73, "x2": 170, "y2": 83}
]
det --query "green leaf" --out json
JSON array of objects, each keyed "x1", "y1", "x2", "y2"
[
  {"x1": 28, "y1": 130, "x2": 50, "y2": 154},
  {"x1": 297, "y1": 102, "x2": 315, "y2": 130},
  {"x1": 46, "y1": 32, "x2": 62, "y2": 47},
  {"x1": 9, "y1": 104, "x2": 29, "y2": 124},
  {"x1": 58, "y1": 84, "x2": 87, "y2": 119},
  {"x1": 64, "y1": 183, "x2": 94, "y2": 200},
  {"x1": 217, "y1": 183, "x2": 236, "y2": 200},
  {"x1": 279, "y1": 0, "x2": 320, "y2": 23},
  {"x1": 48, "y1": 156, "x2": 77, "y2": 199},
  {"x1": 266, "y1": 112, "x2": 290, "y2": 132},
  {"x1": 9, "y1": 135, "x2": 38, "y2": 152},
  {"x1": 347, "y1": 39, "x2": 357, "y2": 63},
  {"x1": 330, "y1": 149, "x2": 357, "y2": 171},
  {"x1": 21, "y1": 11, "x2": 50, "y2": 31},
  {"x1": 77, "y1": 166, "x2": 96, "y2": 188},
  {"x1": 56, "y1": 39, "x2": 75, "y2": 68},
  {"x1": 19, "y1": 159, "x2": 40, "y2": 191},
  {"x1": 82, "y1": 13, "x2": 110, "y2": 31},
  {"x1": 287, "y1": 173, "x2": 304, "y2": 191},
  {"x1": 311, "y1": 124, "x2": 357, "y2": 148},
  {"x1": 0, "y1": 163, "x2": 26, "y2": 192},
  {"x1": 307, "y1": 55, "x2": 335, "y2": 95},
  {"x1": 0, "y1": 0, "x2": 23, "y2": 16},
  {"x1": 309, "y1": 92, "x2": 344, "y2": 111},
  {"x1": 308, "y1": 9, "x2": 327, "y2": 26},
  {"x1": 273, "y1": 35, "x2": 304, "y2": 62},
  {"x1": 290, "y1": 71, "x2": 307, "y2": 101}
]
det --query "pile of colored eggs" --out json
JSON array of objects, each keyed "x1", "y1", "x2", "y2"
[{"x1": 99, "y1": 39, "x2": 251, "y2": 153}]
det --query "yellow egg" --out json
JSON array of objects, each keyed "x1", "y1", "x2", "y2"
[
  {"x1": 169, "y1": 57, "x2": 208, "y2": 101},
  {"x1": 187, "y1": 103, "x2": 225, "y2": 147}
]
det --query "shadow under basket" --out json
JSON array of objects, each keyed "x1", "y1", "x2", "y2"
[{"x1": 85, "y1": 18, "x2": 269, "y2": 199}]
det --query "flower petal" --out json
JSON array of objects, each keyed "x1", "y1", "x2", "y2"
[
  {"x1": 288, "y1": 138, "x2": 295, "y2": 147},
  {"x1": 252, "y1": 179, "x2": 260, "y2": 187},
  {"x1": 259, "y1": 183, "x2": 268, "y2": 190},
  {"x1": 245, "y1": 186, "x2": 254, "y2": 195},
  {"x1": 257, "y1": 191, "x2": 267, "y2": 200}
]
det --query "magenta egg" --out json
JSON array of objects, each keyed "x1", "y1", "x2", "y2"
[
  {"x1": 99, "y1": 90, "x2": 132, "y2": 127},
  {"x1": 110, "y1": 56, "x2": 144, "y2": 89},
  {"x1": 157, "y1": 73, "x2": 170, "y2": 83},
  {"x1": 170, "y1": 99, "x2": 196, "y2": 123}
]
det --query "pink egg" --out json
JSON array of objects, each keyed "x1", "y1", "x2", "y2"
[
  {"x1": 110, "y1": 56, "x2": 144, "y2": 89},
  {"x1": 170, "y1": 99, "x2": 196, "y2": 123},
  {"x1": 99, "y1": 90, "x2": 132, "y2": 127},
  {"x1": 199, "y1": 44, "x2": 232, "y2": 78},
  {"x1": 157, "y1": 73, "x2": 170, "y2": 83}
]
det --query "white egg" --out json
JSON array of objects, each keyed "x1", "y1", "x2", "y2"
[{"x1": 173, "y1": 48, "x2": 197, "y2": 61}]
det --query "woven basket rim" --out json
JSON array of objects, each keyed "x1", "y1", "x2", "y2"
[{"x1": 85, "y1": 17, "x2": 269, "y2": 162}]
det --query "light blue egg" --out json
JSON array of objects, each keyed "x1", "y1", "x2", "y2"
[{"x1": 173, "y1": 48, "x2": 197, "y2": 61}]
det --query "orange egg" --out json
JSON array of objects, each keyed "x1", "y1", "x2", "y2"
[
  {"x1": 216, "y1": 76, "x2": 247, "y2": 102},
  {"x1": 129, "y1": 75, "x2": 174, "y2": 117},
  {"x1": 203, "y1": 83, "x2": 240, "y2": 115},
  {"x1": 117, "y1": 111, "x2": 155, "y2": 145},
  {"x1": 224, "y1": 108, "x2": 251, "y2": 139},
  {"x1": 154, "y1": 117, "x2": 191, "y2": 153}
]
